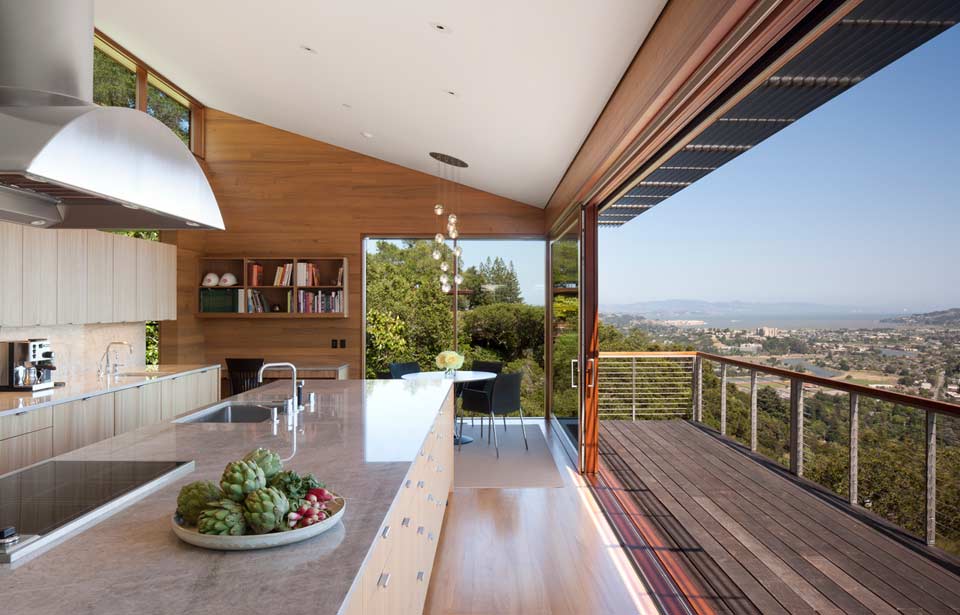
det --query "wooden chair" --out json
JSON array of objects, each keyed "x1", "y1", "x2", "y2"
[
  {"x1": 388, "y1": 362, "x2": 420, "y2": 379},
  {"x1": 225, "y1": 358, "x2": 264, "y2": 395}
]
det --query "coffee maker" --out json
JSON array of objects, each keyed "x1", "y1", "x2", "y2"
[{"x1": 0, "y1": 339, "x2": 57, "y2": 392}]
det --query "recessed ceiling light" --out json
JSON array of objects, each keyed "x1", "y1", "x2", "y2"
[
  {"x1": 185, "y1": 221, "x2": 200, "y2": 227},
  {"x1": 29, "y1": 220, "x2": 46, "y2": 226},
  {"x1": 361, "y1": 131, "x2": 374, "y2": 139},
  {"x1": 299, "y1": 44, "x2": 317, "y2": 54},
  {"x1": 429, "y1": 22, "x2": 450, "y2": 33}
]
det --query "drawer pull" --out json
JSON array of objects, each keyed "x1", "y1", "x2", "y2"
[
  {"x1": 405, "y1": 479, "x2": 412, "y2": 488},
  {"x1": 417, "y1": 571, "x2": 425, "y2": 582},
  {"x1": 417, "y1": 480, "x2": 425, "y2": 488},
  {"x1": 419, "y1": 448, "x2": 425, "y2": 456},
  {"x1": 427, "y1": 494, "x2": 435, "y2": 503},
  {"x1": 436, "y1": 465, "x2": 444, "y2": 473},
  {"x1": 428, "y1": 454, "x2": 435, "y2": 462},
  {"x1": 381, "y1": 526, "x2": 390, "y2": 539},
  {"x1": 417, "y1": 526, "x2": 425, "y2": 535},
  {"x1": 401, "y1": 517, "x2": 411, "y2": 527},
  {"x1": 428, "y1": 532, "x2": 435, "y2": 542},
  {"x1": 378, "y1": 573, "x2": 391, "y2": 589}
]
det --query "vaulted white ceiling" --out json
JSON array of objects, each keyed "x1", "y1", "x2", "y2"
[{"x1": 95, "y1": 1, "x2": 666, "y2": 207}]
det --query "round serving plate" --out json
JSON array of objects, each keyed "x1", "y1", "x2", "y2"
[{"x1": 172, "y1": 496, "x2": 346, "y2": 551}]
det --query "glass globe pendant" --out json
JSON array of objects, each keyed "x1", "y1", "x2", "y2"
[
  {"x1": 453, "y1": 245, "x2": 462, "y2": 257},
  {"x1": 441, "y1": 282, "x2": 452, "y2": 293},
  {"x1": 440, "y1": 261, "x2": 449, "y2": 272},
  {"x1": 448, "y1": 228, "x2": 459, "y2": 239},
  {"x1": 447, "y1": 213, "x2": 457, "y2": 225},
  {"x1": 454, "y1": 273, "x2": 463, "y2": 285},
  {"x1": 434, "y1": 233, "x2": 444, "y2": 244},
  {"x1": 439, "y1": 274, "x2": 449, "y2": 284},
  {"x1": 431, "y1": 249, "x2": 441, "y2": 260},
  {"x1": 434, "y1": 203, "x2": 444, "y2": 215}
]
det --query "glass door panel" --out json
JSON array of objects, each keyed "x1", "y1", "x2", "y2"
[{"x1": 550, "y1": 222, "x2": 581, "y2": 448}]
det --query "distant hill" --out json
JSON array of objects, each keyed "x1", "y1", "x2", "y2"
[
  {"x1": 600, "y1": 299, "x2": 864, "y2": 317},
  {"x1": 881, "y1": 308, "x2": 960, "y2": 326}
]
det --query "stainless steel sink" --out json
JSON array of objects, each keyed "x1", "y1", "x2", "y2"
[{"x1": 174, "y1": 402, "x2": 285, "y2": 424}]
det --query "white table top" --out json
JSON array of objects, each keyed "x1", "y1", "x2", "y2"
[{"x1": 401, "y1": 370, "x2": 496, "y2": 383}]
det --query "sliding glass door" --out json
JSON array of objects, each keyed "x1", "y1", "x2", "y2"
[{"x1": 550, "y1": 220, "x2": 581, "y2": 453}]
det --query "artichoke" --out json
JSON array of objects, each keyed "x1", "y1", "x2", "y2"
[
  {"x1": 243, "y1": 447, "x2": 282, "y2": 479},
  {"x1": 243, "y1": 487, "x2": 290, "y2": 534},
  {"x1": 220, "y1": 459, "x2": 266, "y2": 502},
  {"x1": 197, "y1": 499, "x2": 247, "y2": 536},
  {"x1": 176, "y1": 480, "x2": 223, "y2": 525},
  {"x1": 268, "y1": 470, "x2": 323, "y2": 502}
]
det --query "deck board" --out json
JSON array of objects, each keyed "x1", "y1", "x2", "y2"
[{"x1": 598, "y1": 420, "x2": 960, "y2": 615}]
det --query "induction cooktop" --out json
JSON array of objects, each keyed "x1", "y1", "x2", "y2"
[{"x1": 0, "y1": 459, "x2": 194, "y2": 563}]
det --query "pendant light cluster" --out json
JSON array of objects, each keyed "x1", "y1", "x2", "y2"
[{"x1": 429, "y1": 152, "x2": 469, "y2": 294}]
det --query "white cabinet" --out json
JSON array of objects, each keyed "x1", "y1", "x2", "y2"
[
  {"x1": 21, "y1": 226, "x2": 57, "y2": 326},
  {"x1": 112, "y1": 233, "x2": 139, "y2": 322},
  {"x1": 115, "y1": 381, "x2": 163, "y2": 435},
  {"x1": 136, "y1": 238, "x2": 159, "y2": 322}
]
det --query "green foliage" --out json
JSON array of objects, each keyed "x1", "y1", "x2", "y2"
[
  {"x1": 461, "y1": 303, "x2": 543, "y2": 362},
  {"x1": 147, "y1": 84, "x2": 190, "y2": 146},
  {"x1": 93, "y1": 48, "x2": 136, "y2": 109},
  {"x1": 111, "y1": 231, "x2": 160, "y2": 365},
  {"x1": 465, "y1": 257, "x2": 522, "y2": 306},
  {"x1": 365, "y1": 309, "x2": 410, "y2": 378}
]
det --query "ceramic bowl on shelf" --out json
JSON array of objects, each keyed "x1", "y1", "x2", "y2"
[{"x1": 171, "y1": 496, "x2": 345, "y2": 551}]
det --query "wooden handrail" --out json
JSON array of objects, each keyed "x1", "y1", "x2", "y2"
[
  {"x1": 696, "y1": 352, "x2": 960, "y2": 418},
  {"x1": 597, "y1": 350, "x2": 959, "y2": 418}
]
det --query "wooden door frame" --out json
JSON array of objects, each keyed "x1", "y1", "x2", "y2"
[{"x1": 581, "y1": 202, "x2": 600, "y2": 474}]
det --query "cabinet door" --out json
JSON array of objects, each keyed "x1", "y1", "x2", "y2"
[
  {"x1": 53, "y1": 395, "x2": 115, "y2": 456},
  {"x1": 140, "y1": 381, "x2": 162, "y2": 427},
  {"x1": 162, "y1": 375, "x2": 190, "y2": 420},
  {"x1": 112, "y1": 234, "x2": 139, "y2": 322},
  {"x1": 57, "y1": 229, "x2": 87, "y2": 324},
  {"x1": 136, "y1": 239, "x2": 159, "y2": 321},
  {"x1": 85, "y1": 230, "x2": 114, "y2": 323},
  {"x1": 21, "y1": 226, "x2": 57, "y2": 325},
  {"x1": 198, "y1": 368, "x2": 220, "y2": 406},
  {"x1": 184, "y1": 372, "x2": 201, "y2": 410},
  {"x1": 158, "y1": 242, "x2": 177, "y2": 321},
  {"x1": 0, "y1": 428, "x2": 53, "y2": 475},
  {"x1": 114, "y1": 387, "x2": 143, "y2": 435},
  {"x1": 0, "y1": 222, "x2": 22, "y2": 326}
]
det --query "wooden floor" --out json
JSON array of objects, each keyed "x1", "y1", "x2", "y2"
[
  {"x1": 424, "y1": 420, "x2": 659, "y2": 615},
  {"x1": 599, "y1": 419, "x2": 960, "y2": 615}
]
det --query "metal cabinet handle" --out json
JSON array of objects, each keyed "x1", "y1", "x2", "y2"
[
  {"x1": 405, "y1": 479, "x2": 412, "y2": 488},
  {"x1": 570, "y1": 359, "x2": 578, "y2": 388},
  {"x1": 401, "y1": 517, "x2": 411, "y2": 527},
  {"x1": 417, "y1": 571, "x2": 425, "y2": 582},
  {"x1": 417, "y1": 526, "x2": 425, "y2": 535},
  {"x1": 428, "y1": 454, "x2": 435, "y2": 462},
  {"x1": 378, "y1": 572, "x2": 391, "y2": 589},
  {"x1": 417, "y1": 480, "x2": 425, "y2": 488},
  {"x1": 587, "y1": 358, "x2": 596, "y2": 389},
  {"x1": 381, "y1": 525, "x2": 390, "y2": 539}
]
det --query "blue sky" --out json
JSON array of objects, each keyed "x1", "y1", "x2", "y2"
[{"x1": 598, "y1": 25, "x2": 960, "y2": 313}]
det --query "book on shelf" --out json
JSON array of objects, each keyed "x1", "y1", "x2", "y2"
[
  {"x1": 200, "y1": 288, "x2": 238, "y2": 313},
  {"x1": 296, "y1": 289, "x2": 344, "y2": 314},
  {"x1": 249, "y1": 263, "x2": 263, "y2": 287}
]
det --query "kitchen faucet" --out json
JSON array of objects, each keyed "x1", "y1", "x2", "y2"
[
  {"x1": 98, "y1": 341, "x2": 132, "y2": 378},
  {"x1": 258, "y1": 362, "x2": 301, "y2": 461}
]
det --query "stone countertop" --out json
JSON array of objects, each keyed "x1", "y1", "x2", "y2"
[
  {"x1": 2, "y1": 378, "x2": 453, "y2": 615},
  {"x1": 0, "y1": 364, "x2": 221, "y2": 417}
]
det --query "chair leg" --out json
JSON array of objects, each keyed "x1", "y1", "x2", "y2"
[
  {"x1": 502, "y1": 416, "x2": 507, "y2": 432},
  {"x1": 519, "y1": 407, "x2": 529, "y2": 450},
  {"x1": 491, "y1": 412, "x2": 499, "y2": 458},
  {"x1": 480, "y1": 414, "x2": 484, "y2": 439},
  {"x1": 487, "y1": 415, "x2": 491, "y2": 444},
  {"x1": 458, "y1": 409, "x2": 464, "y2": 452}
]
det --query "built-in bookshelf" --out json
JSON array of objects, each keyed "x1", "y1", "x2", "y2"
[{"x1": 197, "y1": 256, "x2": 347, "y2": 318}]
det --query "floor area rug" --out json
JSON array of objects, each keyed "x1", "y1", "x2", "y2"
[{"x1": 453, "y1": 421, "x2": 565, "y2": 488}]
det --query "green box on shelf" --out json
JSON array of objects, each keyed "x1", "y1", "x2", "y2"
[{"x1": 200, "y1": 288, "x2": 238, "y2": 312}]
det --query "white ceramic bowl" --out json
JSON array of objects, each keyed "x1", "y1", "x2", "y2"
[{"x1": 172, "y1": 497, "x2": 345, "y2": 551}]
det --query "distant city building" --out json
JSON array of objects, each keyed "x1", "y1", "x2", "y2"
[
  {"x1": 739, "y1": 343, "x2": 763, "y2": 353},
  {"x1": 920, "y1": 382, "x2": 933, "y2": 390},
  {"x1": 756, "y1": 326, "x2": 780, "y2": 337}
]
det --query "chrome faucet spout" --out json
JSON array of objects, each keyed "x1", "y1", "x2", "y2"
[{"x1": 257, "y1": 362, "x2": 298, "y2": 408}]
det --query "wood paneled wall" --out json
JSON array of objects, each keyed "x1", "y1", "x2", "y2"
[{"x1": 161, "y1": 109, "x2": 545, "y2": 378}]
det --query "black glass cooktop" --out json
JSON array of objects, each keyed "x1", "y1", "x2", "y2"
[{"x1": 0, "y1": 460, "x2": 189, "y2": 537}]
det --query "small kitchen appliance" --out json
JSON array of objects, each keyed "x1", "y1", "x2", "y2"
[{"x1": 0, "y1": 339, "x2": 57, "y2": 392}]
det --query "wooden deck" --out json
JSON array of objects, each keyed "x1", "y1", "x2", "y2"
[{"x1": 598, "y1": 419, "x2": 960, "y2": 615}]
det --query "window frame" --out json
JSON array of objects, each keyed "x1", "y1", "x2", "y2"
[{"x1": 94, "y1": 30, "x2": 205, "y2": 158}]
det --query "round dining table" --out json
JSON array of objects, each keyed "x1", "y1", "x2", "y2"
[{"x1": 401, "y1": 370, "x2": 497, "y2": 444}]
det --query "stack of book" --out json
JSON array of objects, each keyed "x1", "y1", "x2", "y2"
[
  {"x1": 248, "y1": 263, "x2": 264, "y2": 286},
  {"x1": 297, "y1": 289, "x2": 343, "y2": 313},
  {"x1": 272, "y1": 264, "x2": 294, "y2": 286},
  {"x1": 246, "y1": 290, "x2": 292, "y2": 313},
  {"x1": 199, "y1": 288, "x2": 238, "y2": 313}
]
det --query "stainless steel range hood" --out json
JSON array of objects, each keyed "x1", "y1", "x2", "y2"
[{"x1": 0, "y1": 0, "x2": 224, "y2": 230}]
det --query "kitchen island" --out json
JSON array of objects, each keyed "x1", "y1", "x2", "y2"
[{"x1": 2, "y1": 378, "x2": 455, "y2": 615}]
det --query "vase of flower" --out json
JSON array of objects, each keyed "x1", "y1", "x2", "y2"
[{"x1": 435, "y1": 350, "x2": 465, "y2": 378}]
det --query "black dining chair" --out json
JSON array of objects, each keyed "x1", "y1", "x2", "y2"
[
  {"x1": 460, "y1": 372, "x2": 527, "y2": 457},
  {"x1": 460, "y1": 360, "x2": 503, "y2": 432},
  {"x1": 388, "y1": 362, "x2": 421, "y2": 379},
  {"x1": 225, "y1": 358, "x2": 264, "y2": 395}
]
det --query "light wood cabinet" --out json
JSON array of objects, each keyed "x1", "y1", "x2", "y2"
[
  {"x1": 0, "y1": 428, "x2": 52, "y2": 475},
  {"x1": 52, "y1": 394, "x2": 115, "y2": 456},
  {"x1": 159, "y1": 242, "x2": 177, "y2": 320},
  {"x1": 136, "y1": 239, "x2": 160, "y2": 322},
  {"x1": 0, "y1": 407, "x2": 53, "y2": 440},
  {"x1": 21, "y1": 226, "x2": 57, "y2": 326},
  {"x1": 86, "y1": 229, "x2": 114, "y2": 323},
  {"x1": 56, "y1": 229, "x2": 87, "y2": 324},
  {"x1": 0, "y1": 222, "x2": 22, "y2": 326},
  {"x1": 114, "y1": 382, "x2": 163, "y2": 435},
  {"x1": 113, "y1": 233, "x2": 139, "y2": 322}
]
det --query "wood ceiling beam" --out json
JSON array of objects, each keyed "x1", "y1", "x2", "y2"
[{"x1": 544, "y1": 0, "x2": 828, "y2": 236}]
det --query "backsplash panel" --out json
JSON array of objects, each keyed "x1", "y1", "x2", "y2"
[{"x1": 0, "y1": 323, "x2": 146, "y2": 381}]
